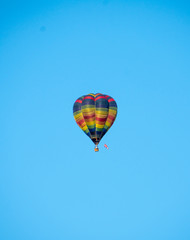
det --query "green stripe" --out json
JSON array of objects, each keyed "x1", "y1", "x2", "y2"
[
  {"x1": 81, "y1": 105, "x2": 95, "y2": 109},
  {"x1": 73, "y1": 110, "x2": 82, "y2": 115},
  {"x1": 95, "y1": 108, "x2": 109, "y2": 111}
]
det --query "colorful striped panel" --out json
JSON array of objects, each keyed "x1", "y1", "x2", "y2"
[
  {"x1": 81, "y1": 95, "x2": 96, "y2": 138},
  {"x1": 73, "y1": 96, "x2": 90, "y2": 137},
  {"x1": 95, "y1": 96, "x2": 109, "y2": 140}
]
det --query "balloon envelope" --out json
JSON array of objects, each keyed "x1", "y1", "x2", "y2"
[{"x1": 73, "y1": 93, "x2": 117, "y2": 145}]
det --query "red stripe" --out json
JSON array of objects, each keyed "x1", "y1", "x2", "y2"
[
  {"x1": 108, "y1": 98, "x2": 115, "y2": 102},
  {"x1": 83, "y1": 96, "x2": 94, "y2": 100},
  {"x1": 84, "y1": 114, "x2": 95, "y2": 119},
  {"x1": 76, "y1": 99, "x2": 82, "y2": 103},
  {"x1": 108, "y1": 115, "x2": 115, "y2": 121},
  {"x1": 78, "y1": 119, "x2": 85, "y2": 125},
  {"x1": 96, "y1": 117, "x2": 107, "y2": 122},
  {"x1": 96, "y1": 96, "x2": 107, "y2": 101}
]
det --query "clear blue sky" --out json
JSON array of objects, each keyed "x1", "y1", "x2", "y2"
[{"x1": 0, "y1": 0, "x2": 190, "y2": 239}]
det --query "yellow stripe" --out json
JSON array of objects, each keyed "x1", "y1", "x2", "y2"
[
  {"x1": 96, "y1": 124, "x2": 104, "y2": 128},
  {"x1": 86, "y1": 121, "x2": 95, "y2": 126}
]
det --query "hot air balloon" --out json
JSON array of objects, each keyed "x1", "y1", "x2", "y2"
[{"x1": 73, "y1": 93, "x2": 117, "y2": 152}]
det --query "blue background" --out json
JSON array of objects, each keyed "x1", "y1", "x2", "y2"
[{"x1": 0, "y1": 0, "x2": 190, "y2": 239}]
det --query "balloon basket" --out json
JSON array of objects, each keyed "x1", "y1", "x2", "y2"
[{"x1": 94, "y1": 146, "x2": 99, "y2": 152}]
